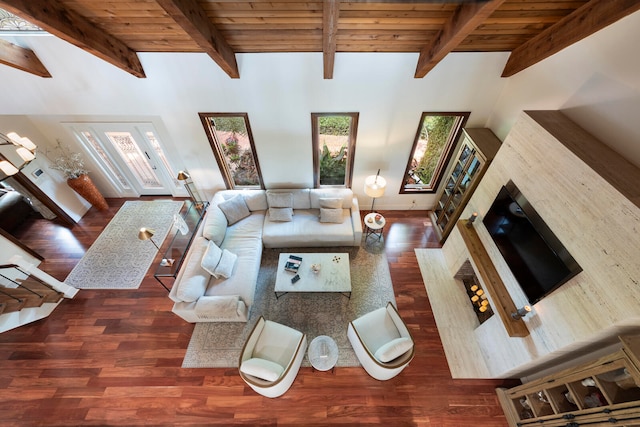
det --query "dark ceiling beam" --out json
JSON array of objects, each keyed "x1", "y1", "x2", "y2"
[
  {"x1": 0, "y1": 38, "x2": 51, "y2": 77},
  {"x1": 502, "y1": 0, "x2": 640, "y2": 77},
  {"x1": 414, "y1": 0, "x2": 506, "y2": 78},
  {"x1": 0, "y1": 0, "x2": 145, "y2": 78},
  {"x1": 156, "y1": 0, "x2": 239, "y2": 79},
  {"x1": 323, "y1": 0, "x2": 340, "y2": 79}
]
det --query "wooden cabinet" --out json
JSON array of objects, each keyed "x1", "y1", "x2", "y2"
[
  {"x1": 497, "y1": 335, "x2": 640, "y2": 426},
  {"x1": 430, "y1": 128, "x2": 501, "y2": 243}
]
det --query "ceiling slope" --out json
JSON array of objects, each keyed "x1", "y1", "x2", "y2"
[{"x1": 0, "y1": 1, "x2": 637, "y2": 79}]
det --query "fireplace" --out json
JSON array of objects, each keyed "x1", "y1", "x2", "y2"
[{"x1": 455, "y1": 260, "x2": 494, "y2": 324}]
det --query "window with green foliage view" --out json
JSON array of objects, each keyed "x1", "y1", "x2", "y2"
[
  {"x1": 401, "y1": 112, "x2": 469, "y2": 193},
  {"x1": 199, "y1": 113, "x2": 263, "y2": 189},
  {"x1": 312, "y1": 113, "x2": 358, "y2": 187}
]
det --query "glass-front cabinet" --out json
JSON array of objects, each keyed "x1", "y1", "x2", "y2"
[
  {"x1": 431, "y1": 128, "x2": 502, "y2": 243},
  {"x1": 497, "y1": 335, "x2": 640, "y2": 427}
]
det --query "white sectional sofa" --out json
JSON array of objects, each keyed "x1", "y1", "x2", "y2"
[{"x1": 168, "y1": 188, "x2": 362, "y2": 323}]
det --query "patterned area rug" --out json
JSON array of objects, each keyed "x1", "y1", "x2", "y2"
[
  {"x1": 182, "y1": 242, "x2": 395, "y2": 368},
  {"x1": 66, "y1": 200, "x2": 184, "y2": 289}
]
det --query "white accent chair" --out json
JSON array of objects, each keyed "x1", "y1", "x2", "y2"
[
  {"x1": 347, "y1": 302, "x2": 415, "y2": 381},
  {"x1": 239, "y1": 316, "x2": 307, "y2": 398}
]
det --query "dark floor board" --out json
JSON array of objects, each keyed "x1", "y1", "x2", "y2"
[{"x1": 0, "y1": 201, "x2": 519, "y2": 425}]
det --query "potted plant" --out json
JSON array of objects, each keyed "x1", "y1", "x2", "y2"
[{"x1": 49, "y1": 141, "x2": 108, "y2": 211}]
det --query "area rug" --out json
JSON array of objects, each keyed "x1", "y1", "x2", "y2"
[
  {"x1": 182, "y1": 243, "x2": 395, "y2": 368},
  {"x1": 65, "y1": 200, "x2": 183, "y2": 289}
]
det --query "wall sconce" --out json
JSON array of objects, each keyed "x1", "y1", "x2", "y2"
[
  {"x1": 0, "y1": 132, "x2": 37, "y2": 182},
  {"x1": 364, "y1": 169, "x2": 387, "y2": 213},
  {"x1": 511, "y1": 305, "x2": 532, "y2": 320},
  {"x1": 465, "y1": 212, "x2": 478, "y2": 228},
  {"x1": 177, "y1": 170, "x2": 204, "y2": 211},
  {"x1": 138, "y1": 227, "x2": 174, "y2": 267}
]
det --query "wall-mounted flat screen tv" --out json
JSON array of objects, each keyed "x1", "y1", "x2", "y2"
[{"x1": 482, "y1": 181, "x2": 582, "y2": 304}]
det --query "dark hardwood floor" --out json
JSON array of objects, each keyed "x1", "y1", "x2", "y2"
[{"x1": 1, "y1": 199, "x2": 519, "y2": 426}]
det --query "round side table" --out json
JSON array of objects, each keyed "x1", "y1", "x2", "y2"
[
  {"x1": 364, "y1": 212, "x2": 386, "y2": 241},
  {"x1": 308, "y1": 335, "x2": 339, "y2": 373}
]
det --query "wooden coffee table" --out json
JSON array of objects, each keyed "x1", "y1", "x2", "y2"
[{"x1": 274, "y1": 252, "x2": 351, "y2": 299}]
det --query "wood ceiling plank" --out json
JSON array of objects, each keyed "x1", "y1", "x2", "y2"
[
  {"x1": 502, "y1": 0, "x2": 640, "y2": 77},
  {"x1": 341, "y1": 2, "x2": 457, "y2": 12},
  {"x1": 205, "y1": 10, "x2": 323, "y2": 18},
  {"x1": 201, "y1": 2, "x2": 323, "y2": 12},
  {"x1": 323, "y1": 0, "x2": 339, "y2": 79},
  {"x1": 498, "y1": 1, "x2": 588, "y2": 12},
  {"x1": 0, "y1": 0, "x2": 146, "y2": 77},
  {"x1": 156, "y1": 0, "x2": 239, "y2": 78},
  {"x1": 414, "y1": 0, "x2": 507, "y2": 78},
  {"x1": 0, "y1": 38, "x2": 51, "y2": 77}
]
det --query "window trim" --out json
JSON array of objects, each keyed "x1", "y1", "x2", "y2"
[
  {"x1": 199, "y1": 112, "x2": 264, "y2": 190},
  {"x1": 400, "y1": 111, "x2": 470, "y2": 194},
  {"x1": 311, "y1": 112, "x2": 359, "y2": 188}
]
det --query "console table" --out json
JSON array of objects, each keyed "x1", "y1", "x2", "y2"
[{"x1": 154, "y1": 200, "x2": 208, "y2": 291}]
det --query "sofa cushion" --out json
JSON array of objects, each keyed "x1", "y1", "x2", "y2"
[
  {"x1": 215, "y1": 249, "x2": 238, "y2": 279},
  {"x1": 195, "y1": 294, "x2": 241, "y2": 316},
  {"x1": 176, "y1": 274, "x2": 209, "y2": 302},
  {"x1": 374, "y1": 336, "x2": 413, "y2": 363},
  {"x1": 320, "y1": 208, "x2": 344, "y2": 223},
  {"x1": 263, "y1": 209, "x2": 354, "y2": 248},
  {"x1": 267, "y1": 192, "x2": 293, "y2": 208},
  {"x1": 319, "y1": 198, "x2": 343, "y2": 209},
  {"x1": 201, "y1": 205, "x2": 225, "y2": 246},
  {"x1": 201, "y1": 240, "x2": 223, "y2": 277},
  {"x1": 219, "y1": 194, "x2": 250, "y2": 225},
  {"x1": 242, "y1": 191, "x2": 267, "y2": 211},
  {"x1": 240, "y1": 357, "x2": 284, "y2": 382},
  {"x1": 269, "y1": 207, "x2": 293, "y2": 222},
  {"x1": 175, "y1": 236, "x2": 211, "y2": 302},
  {"x1": 310, "y1": 188, "x2": 352, "y2": 209},
  {"x1": 267, "y1": 189, "x2": 310, "y2": 209}
]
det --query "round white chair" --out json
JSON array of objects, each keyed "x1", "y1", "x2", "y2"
[
  {"x1": 238, "y1": 316, "x2": 307, "y2": 398},
  {"x1": 347, "y1": 302, "x2": 415, "y2": 381}
]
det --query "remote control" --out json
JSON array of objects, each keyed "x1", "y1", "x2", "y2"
[{"x1": 291, "y1": 274, "x2": 300, "y2": 284}]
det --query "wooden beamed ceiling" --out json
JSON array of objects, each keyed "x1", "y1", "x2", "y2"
[{"x1": 0, "y1": 0, "x2": 638, "y2": 80}]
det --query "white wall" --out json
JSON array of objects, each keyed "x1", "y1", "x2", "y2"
[
  {"x1": 488, "y1": 10, "x2": 640, "y2": 169},
  {"x1": 0, "y1": 34, "x2": 509, "y2": 210},
  {"x1": 1, "y1": 9, "x2": 639, "y2": 215},
  {"x1": 0, "y1": 116, "x2": 90, "y2": 221}
]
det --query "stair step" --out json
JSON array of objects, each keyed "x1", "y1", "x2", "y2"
[
  {"x1": 15, "y1": 279, "x2": 64, "y2": 303},
  {"x1": 0, "y1": 294, "x2": 27, "y2": 313}
]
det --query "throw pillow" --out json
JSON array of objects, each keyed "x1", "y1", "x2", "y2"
[
  {"x1": 214, "y1": 249, "x2": 238, "y2": 279},
  {"x1": 201, "y1": 240, "x2": 223, "y2": 278},
  {"x1": 176, "y1": 274, "x2": 209, "y2": 302},
  {"x1": 320, "y1": 207, "x2": 343, "y2": 224},
  {"x1": 218, "y1": 194, "x2": 250, "y2": 225},
  {"x1": 374, "y1": 337, "x2": 413, "y2": 363},
  {"x1": 269, "y1": 207, "x2": 293, "y2": 222},
  {"x1": 319, "y1": 197, "x2": 343, "y2": 209},
  {"x1": 240, "y1": 357, "x2": 284, "y2": 382},
  {"x1": 267, "y1": 192, "x2": 293, "y2": 208}
]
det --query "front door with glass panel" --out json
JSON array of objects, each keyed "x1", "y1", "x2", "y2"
[{"x1": 68, "y1": 123, "x2": 182, "y2": 197}]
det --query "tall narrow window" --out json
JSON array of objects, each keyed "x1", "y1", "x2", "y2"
[
  {"x1": 199, "y1": 113, "x2": 263, "y2": 189},
  {"x1": 401, "y1": 112, "x2": 469, "y2": 193},
  {"x1": 312, "y1": 113, "x2": 358, "y2": 188}
]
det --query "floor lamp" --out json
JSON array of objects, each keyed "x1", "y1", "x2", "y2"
[
  {"x1": 138, "y1": 227, "x2": 174, "y2": 268},
  {"x1": 364, "y1": 169, "x2": 387, "y2": 213},
  {"x1": 177, "y1": 170, "x2": 204, "y2": 211}
]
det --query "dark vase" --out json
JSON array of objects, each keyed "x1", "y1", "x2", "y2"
[{"x1": 67, "y1": 174, "x2": 108, "y2": 211}]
